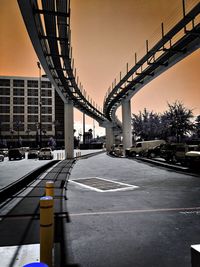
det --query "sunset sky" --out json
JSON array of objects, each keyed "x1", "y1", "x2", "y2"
[{"x1": 0, "y1": 0, "x2": 200, "y2": 136}]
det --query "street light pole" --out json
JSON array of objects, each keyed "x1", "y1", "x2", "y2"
[{"x1": 37, "y1": 61, "x2": 42, "y2": 148}]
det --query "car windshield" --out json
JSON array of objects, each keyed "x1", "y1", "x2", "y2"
[{"x1": 41, "y1": 148, "x2": 51, "y2": 152}]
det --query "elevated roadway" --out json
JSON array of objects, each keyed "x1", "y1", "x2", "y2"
[{"x1": 103, "y1": 1, "x2": 200, "y2": 150}]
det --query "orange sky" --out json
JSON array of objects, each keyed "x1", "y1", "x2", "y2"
[{"x1": 0, "y1": 0, "x2": 200, "y2": 135}]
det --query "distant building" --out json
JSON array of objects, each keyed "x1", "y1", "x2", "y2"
[{"x1": 0, "y1": 76, "x2": 64, "y2": 148}]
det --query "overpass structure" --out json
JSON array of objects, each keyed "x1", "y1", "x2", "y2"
[
  {"x1": 18, "y1": 0, "x2": 200, "y2": 157},
  {"x1": 18, "y1": 0, "x2": 122, "y2": 158},
  {"x1": 103, "y1": 1, "x2": 200, "y2": 151}
]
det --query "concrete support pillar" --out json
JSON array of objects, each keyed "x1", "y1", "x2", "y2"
[
  {"x1": 64, "y1": 100, "x2": 74, "y2": 159},
  {"x1": 106, "y1": 126, "x2": 114, "y2": 152},
  {"x1": 122, "y1": 99, "x2": 132, "y2": 152}
]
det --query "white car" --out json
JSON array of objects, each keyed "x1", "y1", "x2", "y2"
[
  {"x1": 185, "y1": 150, "x2": 200, "y2": 169},
  {"x1": 38, "y1": 147, "x2": 53, "y2": 160}
]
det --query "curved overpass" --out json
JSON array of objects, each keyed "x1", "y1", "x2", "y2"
[
  {"x1": 18, "y1": 0, "x2": 108, "y2": 125},
  {"x1": 103, "y1": 2, "x2": 200, "y2": 149}
]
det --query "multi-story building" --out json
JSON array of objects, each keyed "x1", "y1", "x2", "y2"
[{"x1": 0, "y1": 76, "x2": 64, "y2": 148}]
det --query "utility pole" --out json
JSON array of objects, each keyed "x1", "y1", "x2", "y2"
[{"x1": 37, "y1": 61, "x2": 42, "y2": 148}]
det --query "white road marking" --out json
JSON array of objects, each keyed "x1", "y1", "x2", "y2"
[
  {"x1": 70, "y1": 206, "x2": 200, "y2": 217},
  {"x1": 69, "y1": 176, "x2": 139, "y2": 192}
]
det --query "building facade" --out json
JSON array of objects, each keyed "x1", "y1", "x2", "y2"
[{"x1": 0, "y1": 76, "x2": 64, "y2": 148}]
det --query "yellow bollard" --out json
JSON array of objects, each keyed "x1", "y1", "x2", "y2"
[
  {"x1": 40, "y1": 196, "x2": 54, "y2": 267},
  {"x1": 45, "y1": 181, "x2": 54, "y2": 197}
]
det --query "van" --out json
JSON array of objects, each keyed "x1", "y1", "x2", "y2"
[{"x1": 126, "y1": 140, "x2": 166, "y2": 157}]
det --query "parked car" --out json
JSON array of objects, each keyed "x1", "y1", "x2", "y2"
[
  {"x1": 38, "y1": 147, "x2": 53, "y2": 160},
  {"x1": 146, "y1": 144, "x2": 165, "y2": 158},
  {"x1": 174, "y1": 144, "x2": 198, "y2": 165},
  {"x1": 185, "y1": 146, "x2": 200, "y2": 169},
  {"x1": 0, "y1": 154, "x2": 4, "y2": 162},
  {"x1": 110, "y1": 144, "x2": 123, "y2": 157},
  {"x1": 160, "y1": 143, "x2": 198, "y2": 164},
  {"x1": 28, "y1": 148, "x2": 39, "y2": 159},
  {"x1": 8, "y1": 148, "x2": 25, "y2": 160},
  {"x1": 160, "y1": 143, "x2": 181, "y2": 162},
  {"x1": 0, "y1": 148, "x2": 8, "y2": 157},
  {"x1": 126, "y1": 140, "x2": 166, "y2": 157}
]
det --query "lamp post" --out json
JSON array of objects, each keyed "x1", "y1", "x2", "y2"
[
  {"x1": 53, "y1": 120, "x2": 59, "y2": 148},
  {"x1": 37, "y1": 61, "x2": 42, "y2": 148},
  {"x1": 15, "y1": 121, "x2": 22, "y2": 147},
  {"x1": 26, "y1": 128, "x2": 31, "y2": 147},
  {"x1": 10, "y1": 128, "x2": 15, "y2": 147}
]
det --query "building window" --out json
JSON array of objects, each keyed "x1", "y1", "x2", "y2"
[
  {"x1": 0, "y1": 79, "x2": 10, "y2": 87},
  {"x1": 28, "y1": 115, "x2": 38, "y2": 123},
  {"x1": 13, "y1": 115, "x2": 24, "y2": 122},
  {"x1": 13, "y1": 79, "x2": 24, "y2": 87},
  {"x1": 28, "y1": 89, "x2": 38, "y2": 96},
  {"x1": 42, "y1": 107, "x2": 52, "y2": 114},
  {"x1": 0, "y1": 88, "x2": 10, "y2": 95},
  {"x1": 43, "y1": 124, "x2": 52, "y2": 131},
  {"x1": 0, "y1": 106, "x2": 10, "y2": 113},
  {"x1": 41, "y1": 81, "x2": 52, "y2": 88},
  {"x1": 27, "y1": 80, "x2": 38, "y2": 88},
  {"x1": 13, "y1": 88, "x2": 24, "y2": 96},
  {"x1": 1, "y1": 124, "x2": 10, "y2": 131},
  {"x1": 42, "y1": 98, "x2": 52, "y2": 105},
  {"x1": 13, "y1": 97, "x2": 24, "y2": 105},
  {"x1": 0, "y1": 115, "x2": 10, "y2": 122},
  {"x1": 13, "y1": 123, "x2": 24, "y2": 131},
  {"x1": 0, "y1": 97, "x2": 10, "y2": 105},
  {"x1": 28, "y1": 106, "x2": 38, "y2": 114},
  {"x1": 27, "y1": 123, "x2": 37, "y2": 131},
  {"x1": 13, "y1": 106, "x2": 24, "y2": 113},
  {"x1": 42, "y1": 115, "x2": 52, "y2": 123},
  {"x1": 41, "y1": 89, "x2": 52, "y2": 97},
  {"x1": 28, "y1": 97, "x2": 38, "y2": 105}
]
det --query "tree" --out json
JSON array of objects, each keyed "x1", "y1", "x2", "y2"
[
  {"x1": 161, "y1": 101, "x2": 194, "y2": 142},
  {"x1": 132, "y1": 108, "x2": 161, "y2": 140},
  {"x1": 194, "y1": 115, "x2": 200, "y2": 138}
]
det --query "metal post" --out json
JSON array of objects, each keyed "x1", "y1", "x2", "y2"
[
  {"x1": 45, "y1": 181, "x2": 54, "y2": 197},
  {"x1": 40, "y1": 196, "x2": 54, "y2": 267},
  {"x1": 83, "y1": 112, "x2": 85, "y2": 145},
  {"x1": 135, "y1": 53, "x2": 137, "y2": 65},
  {"x1": 37, "y1": 62, "x2": 42, "y2": 148},
  {"x1": 93, "y1": 119, "x2": 95, "y2": 139},
  {"x1": 146, "y1": 40, "x2": 149, "y2": 54}
]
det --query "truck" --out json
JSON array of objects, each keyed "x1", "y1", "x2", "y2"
[{"x1": 125, "y1": 140, "x2": 166, "y2": 157}]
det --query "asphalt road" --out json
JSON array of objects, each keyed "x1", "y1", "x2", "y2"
[{"x1": 66, "y1": 152, "x2": 200, "y2": 267}]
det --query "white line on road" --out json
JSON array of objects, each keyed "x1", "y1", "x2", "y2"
[{"x1": 70, "y1": 206, "x2": 200, "y2": 217}]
